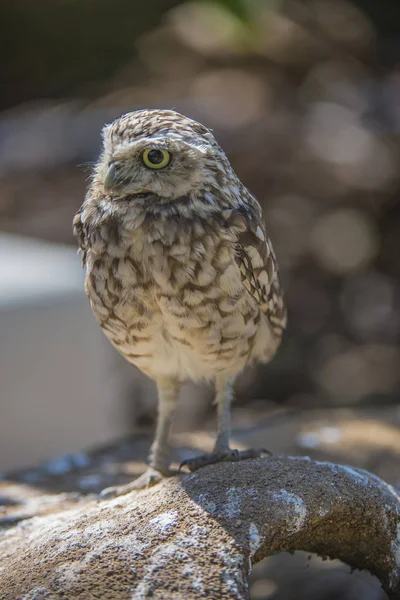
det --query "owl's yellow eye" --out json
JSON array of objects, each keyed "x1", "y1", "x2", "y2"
[{"x1": 142, "y1": 148, "x2": 171, "y2": 169}]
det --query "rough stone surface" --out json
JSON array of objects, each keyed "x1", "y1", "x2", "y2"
[{"x1": 1, "y1": 456, "x2": 399, "y2": 600}]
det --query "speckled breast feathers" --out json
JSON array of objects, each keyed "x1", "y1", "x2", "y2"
[{"x1": 73, "y1": 109, "x2": 286, "y2": 383}]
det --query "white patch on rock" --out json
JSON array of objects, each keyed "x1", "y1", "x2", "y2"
[
  {"x1": 249, "y1": 523, "x2": 261, "y2": 556},
  {"x1": 197, "y1": 493, "x2": 217, "y2": 514},
  {"x1": 189, "y1": 524, "x2": 209, "y2": 546},
  {"x1": 132, "y1": 543, "x2": 177, "y2": 599},
  {"x1": 53, "y1": 560, "x2": 83, "y2": 584},
  {"x1": 223, "y1": 488, "x2": 242, "y2": 519},
  {"x1": 217, "y1": 548, "x2": 245, "y2": 596},
  {"x1": 381, "y1": 482, "x2": 400, "y2": 503},
  {"x1": 149, "y1": 510, "x2": 178, "y2": 533},
  {"x1": 197, "y1": 487, "x2": 258, "y2": 522},
  {"x1": 314, "y1": 461, "x2": 381, "y2": 488},
  {"x1": 247, "y1": 487, "x2": 258, "y2": 500},
  {"x1": 21, "y1": 588, "x2": 51, "y2": 600},
  {"x1": 83, "y1": 520, "x2": 113, "y2": 538},
  {"x1": 132, "y1": 540, "x2": 204, "y2": 599},
  {"x1": 82, "y1": 533, "x2": 149, "y2": 566},
  {"x1": 339, "y1": 465, "x2": 372, "y2": 485},
  {"x1": 182, "y1": 562, "x2": 205, "y2": 593},
  {"x1": 294, "y1": 458, "x2": 399, "y2": 500},
  {"x1": 270, "y1": 489, "x2": 307, "y2": 533}
]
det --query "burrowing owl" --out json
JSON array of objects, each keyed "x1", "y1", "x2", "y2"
[{"x1": 73, "y1": 109, "x2": 286, "y2": 494}]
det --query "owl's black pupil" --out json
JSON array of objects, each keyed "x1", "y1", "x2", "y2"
[{"x1": 147, "y1": 149, "x2": 165, "y2": 164}]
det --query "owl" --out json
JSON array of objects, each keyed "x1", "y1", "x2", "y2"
[{"x1": 73, "y1": 109, "x2": 286, "y2": 494}]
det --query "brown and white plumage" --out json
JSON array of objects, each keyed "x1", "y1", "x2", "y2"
[{"x1": 73, "y1": 109, "x2": 286, "y2": 492}]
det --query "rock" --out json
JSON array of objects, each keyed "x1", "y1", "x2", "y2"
[{"x1": 1, "y1": 456, "x2": 399, "y2": 599}]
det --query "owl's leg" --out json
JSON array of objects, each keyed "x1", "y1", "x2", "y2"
[
  {"x1": 213, "y1": 374, "x2": 235, "y2": 454},
  {"x1": 148, "y1": 377, "x2": 181, "y2": 475},
  {"x1": 100, "y1": 377, "x2": 181, "y2": 498},
  {"x1": 180, "y1": 374, "x2": 269, "y2": 473}
]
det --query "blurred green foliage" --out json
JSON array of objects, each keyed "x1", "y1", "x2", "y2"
[
  {"x1": 206, "y1": 0, "x2": 281, "y2": 23},
  {"x1": 0, "y1": 0, "x2": 398, "y2": 110},
  {"x1": 203, "y1": 0, "x2": 253, "y2": 23}
]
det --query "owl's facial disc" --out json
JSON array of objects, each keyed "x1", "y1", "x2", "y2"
[{"x1": 102, "y1": 138, "x2": 207, "y2": 200}]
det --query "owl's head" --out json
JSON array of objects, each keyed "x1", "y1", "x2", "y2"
[{"x1": 95, "y1": 109, "x2": 227, "y2": 202}]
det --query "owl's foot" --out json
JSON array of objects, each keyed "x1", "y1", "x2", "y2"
[
  {"x1": 99, "y1": 467, "x2": 179, "y2": 499},
  {"x1": 180, "y1": 447, "x2": 271, "y2": 473}
]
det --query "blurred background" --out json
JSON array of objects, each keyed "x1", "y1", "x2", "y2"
[{"x1": 0, "y1": 1, "x2": 399, "y2": 597}]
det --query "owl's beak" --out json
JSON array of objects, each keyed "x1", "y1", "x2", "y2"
[
  {"x1": 103, "y1": 163, "x2": 119, "y2": 194},
  {"x1": 103, "y1": 163, "x2": 151, "y2": 197}
]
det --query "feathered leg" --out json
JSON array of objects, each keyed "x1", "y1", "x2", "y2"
[
  {"x1": 180, "y1": 374, "x2": 269, "y2": 472},
  {"x1": 101, "y1": 377, "x2": 180, "y2": 497}
]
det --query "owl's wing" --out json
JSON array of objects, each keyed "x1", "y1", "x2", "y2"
[
  {"x1": 72, "y1": 207, "x2": 88, "y2": 266},
  {"x1": 227, "y1": 205, "x2": 287, "y2": 338}
]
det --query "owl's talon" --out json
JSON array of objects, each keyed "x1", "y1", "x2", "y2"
[
  {"x1": 237, "y1": 447, "x2": 272, "y2": 459},
  {"x1": 180, "y1": 448, "x2": 271, "y2": 473},
  {"x1": 99, "y1": 467, "x2": 179, "y2": 498}
]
